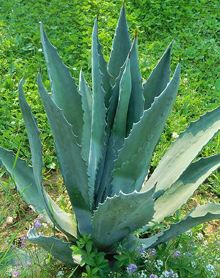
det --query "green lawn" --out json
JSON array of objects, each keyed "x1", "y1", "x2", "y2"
[{"x1": 0, "y1": 0, "x2": 220, "y2": 277}]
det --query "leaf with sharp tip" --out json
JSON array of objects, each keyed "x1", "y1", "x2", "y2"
[
  {"x1": 27, "y1": 228, "x2": 75, "y2": 266},
  {"x1": 143, "y1": 42, "x2": 172, "y2": 110},
  {"x1": 127, "y1": 37, "x2": 144, "y2": 133},
  {"x1": 94, "y1": 65, "x2": 124, "y2": 205},
  {"x1": 0, "y1": 147, "x2": 77, "y2": 238},
  {"x1": 37, "y1": 75, "x2": 92, "y2": 235},
  {"x1": 154, "y1": 154, "x2": 220, "y2": 223},
  {"x1": 88, "y1": 19, "x2": 106, "y2": 207},
  {"x1": 112, "y1": 65, "x2": 180, "y2": 195},
  {"x1": 79, "y1": 71, "x2": 92, "y2": 163},
  {"x1": 96, "y1": 58, "x2": 132, "y2": 203},
  {"x1": 97, "y1": 36, "x2": 112, "y2": 107},
  {"x1": 143, "y1": 104, "x2": 220, "y2": 193},
  {"x1": 153, "y1": 203, "x2": 220, "y2": 246},
  {"x1": 112, "y1": 58, "x2": 132, "y2": 142},
  {"x1": 40, "y1": 23, "x2": 83, "y2": 143},
  {"x1": 0, "y1": 147, "x2": 46, "y2": 214},
  {"x1": 108, "y1": 5, "x2": 131, "y2": 80},
  {"x1": 92, "y1": 187, "x2": 155, "y2": 250}
]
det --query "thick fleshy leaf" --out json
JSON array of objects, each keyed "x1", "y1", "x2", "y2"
[
  {"x1": 154, "y1": 154, "x2": 220, "y2": 223},
  {"x1": 94, "y1": 64, "x2": 125, "y2": 205},
  {"x1": 96, "y1": 59, "x2": 132, "y2": 203},
  {"x1": 112, "y1": 65, "x2": 180, "y2": 195},
  {"x1": 27, "y1": 228, "x2": 75, "y2": 266},
  {"x1": 127, "y1": 37, "x2": 144, "y2": 132},
  {"x1": 92, "y1": 187, "x2": 155, "y2": 250},
  {"x1": 143, "y1": 42, "x2": 172, "y2": 110},
  {"x1": 153, "y1": 203, "x2": 220, "y2": 246},
  {"x1": 108, "y1": 5, "x2": 131, "y2": 80},
  {"x1": 79, "y1": 71, "x2": 92, "y2": 163},
  {"x1": 143, "y1": 105, "x2": 220, "y2": 193},
  {"x1": 112, "y1": 59, "x2": 132, "y2": 139},
  {"x1": 97, "y1": 36, "x2": 112, "y2": 106},
  {"x1": 40, "y1": 23, "x2": 83, "y2": 142},
  {"x1": 0, "y1": 147, "x2": 46, "y2": 214},
  {"x1": 0, "y1": 147, "x2": 77, "y2": 238},
  {"x1": 38, "y1": 75, "x2": 91, "y2": 235},
  {"x1": 88, "y1": 19, "x2": 106, "y2": 207}
]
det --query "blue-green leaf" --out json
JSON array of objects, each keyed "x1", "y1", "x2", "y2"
[
  {"x1": 112, "y1": 65, "x2": 180, "y2": 195},
  {"x1": 97, "y1": 59, "x2": 132, "y2": 202},
  {"x1": 38, "y1": 75, "x2": 91, "y2": 235},
  {"x1": 154, "y1": 155, "x2": 220, "y2": 223},
  {"x1": 143, "y1": 42, "x2": 172, "y2": 110},
  {"x1": 0, "y1": 147, "x2": 77, "y2": 238},
  {"x1": 97, "y1": 36, "x2": 112, "y2": 106},
  {"x1": 88, "y1": 19, "x2": 106, "y2": 207},
  {"x1": 27, "y1": 228, "x2": 75, "y2": 266},
  {"x1": 40, "y1": 23, "x2": 83, "y2": 143},
  {"x1": 153, "y1": 203, "x2": 220, "y2": 246},
  {"x1": 108, "y1": 5, "x2": 131, "y2": 80},
  {"x1": 79, "y1": 70, "x2": 92, "y2": 163},
  {"x1": 127, "y1": 37, "x2": 144, "y2": 132},
  {"x1": 143, "y1": 104, "x2": 220, "y2": 193},
  {"x1": 92, "y1": 187, "x2": 155, "y2": 250}
]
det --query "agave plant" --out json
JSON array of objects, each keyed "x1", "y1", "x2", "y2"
[{"x1": 1, "y1": 6, "x2": 220, "y2": 266}]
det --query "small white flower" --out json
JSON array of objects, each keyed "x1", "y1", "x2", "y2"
[
  {"x1": 206, "y1": 264, "x2": 215, "y2": 272},
  {"x1": 56, "y1": 270, "x2": 64, "y2": 277},
  {"x1": 156, "y1": 259, "x2": 163, "y2": 266},
  {"x1": 38, "y1": 48, "x2": 43, "y2": 52},
  {"x1": 6, "y1": 216, "x2": 14, "y2": 224},
  {"x1": 197, "y1": 233, "x2": 203, "y2": 240},
  {"x1": 171, "y1": 132, "x2": 179, "y2": 139},
  {"x1": 186, "y1": 230, "x2": 192, "y2": 237},
  {"x1": 191, "y1": 261, "x2": 196, "y2": 268}
]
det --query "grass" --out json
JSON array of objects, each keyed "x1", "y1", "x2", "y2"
[{"x1": 0, "y1": 0, "x2": 220, "y2": 277}]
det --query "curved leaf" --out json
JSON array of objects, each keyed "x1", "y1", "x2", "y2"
[
  {"x1": 38, "y1": 75, "x2": 91, "y2": 235},
  {"x1": 153, "y1": 203, "x2": 220, "y2": 246},
  {"x1": 40, "y1": 23, "x2": 83, "y2": 142},
  {"x1": 108, "y1": 5, "x2": 131, "y2": 80},
  {"x1": 154, "y1": 154, "x2": 220, "y2": 223},
  {"x1": 92, "y1": 187, "x2": 155, "y2": 250},
  {"x1": 27, "y1": 228, "x2": 75, "y2": 266},
  {"x1": 0, "y1": 147, "x2": 77, "y2": 238},
  {"x1": 112, "y1": 65, "x2": 180, "y2": 195},
  {"x1": 143, "y1": 42, "x2": 172, "y2": 110},
  {"x1": 143, "y1": 104, "x2": 220, "y2": 193}
]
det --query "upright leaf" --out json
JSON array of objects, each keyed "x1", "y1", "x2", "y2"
[
  {"x1": 112, "y1": 65, "x2": 180, "y2": 195},
  {"x1": 96, "y1": 59, "x2": 132, "y2": 203},
  {"x1": 19, "y1": 80, "x2": 77, "y2": 238},
  {"x1": 88, "y1": 19, "x2": 106, "y2": 207},
  {"x1": 143, "y1": 43, "x2": 172, "y2": 110},
  {"x1": 92, "y1": 188, "x2": 155, "y2": 250},
  {"x1": 127, "y1": 36, "x2": 144, "y2": 132},
  {"x1": 154, "y1": 155, "x2": 220, "y2": 223},
  {"x1": 79, "y1": 71, "x2": 92, "y2": 163},
  {"x1": 40, "y1": 23, "x2": 83, "y2": 142},
  {"x1": 38, "y1": 75, "x2": 91, "y2": 235},
  {"x1": 97, "y1": 38, "x2": 112, "y2": 106},
  {"x1": 108, "y1": 5, "x2": 131, "y2": 80},
  {"x1": 143, "y1": 105, "x2": 220, "y2": 193}
]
